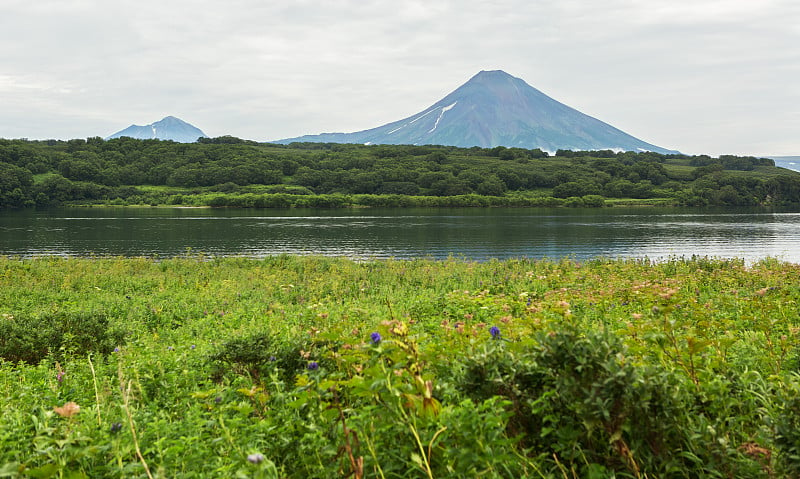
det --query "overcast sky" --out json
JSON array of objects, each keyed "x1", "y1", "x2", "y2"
[{"x1": 1, "y1": 0, "x2": 798, "y2": 156}]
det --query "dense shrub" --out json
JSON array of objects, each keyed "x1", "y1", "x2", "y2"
[
  {"x1": 207, "y1": 331, "x2": 317, "y2": 383},
  {"x1": 458, "y1": 328, "x2": 765, "y2": 477},
  {"x1": 775, "y1": 373, "x2": 800, "y2": 476},
  {"x1": 0, "y1": 311, "x2": 126, "y2": 364}
]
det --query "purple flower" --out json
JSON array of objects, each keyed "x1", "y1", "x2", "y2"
[
  {"x1": 307, "y1": 361, "x2": 319, "y2": 371},
  {"x1": 110, "y1": 422, "x2": 123, "y2": 434},
  {"x1": 190, "y1": 344, "x2": 196, "y2": 350},
  {"x1": 247, "y1": 453, "x2": 265, "y2": 464},
  {"x1": 56, "y1": 371, "x2": 65, "y2": 383},
  {"x1": 490, "y1": 326, "x2": 501, "y2": 339},
  {"x1": 370, "y1": 332, "x2": 382, "y2": 344},
  {"x1": 113, "y1": 347, "x2": 120, "y2": 353}
]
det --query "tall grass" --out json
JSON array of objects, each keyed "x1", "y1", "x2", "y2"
[{"x1": 1, "y1": 255, "x2": 799, "y2": 477}]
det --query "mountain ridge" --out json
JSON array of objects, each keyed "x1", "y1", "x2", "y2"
[{"x1": 275, "y1": 70, "x2": 677, "y2": 154}]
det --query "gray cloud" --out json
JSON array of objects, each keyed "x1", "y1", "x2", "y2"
[{"x1": 1, "y1": 0, "x2": 797, "y2": 155}]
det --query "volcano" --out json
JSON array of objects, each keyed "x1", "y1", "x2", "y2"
[
  {"x1": 107, "y1": 116, "x2": 207, "y2": 143},
  {"x1": 276, "y1": 70, "x2": 676, "y2": 153}
]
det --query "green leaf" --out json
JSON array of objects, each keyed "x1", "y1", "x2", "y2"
[
  {"x1": 687, "y1": 337, "x2": 710, "y2": 355},
  {"x1": 21, "y1": 463, "x2": 60, "y2": 479},
  {"x1": 0, "y1": 463, "x2": 23, "y2": 478}
]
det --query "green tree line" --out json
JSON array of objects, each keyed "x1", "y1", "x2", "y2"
[{"x1": 0, "y1": 136, "x2": 797, "y2": 208}]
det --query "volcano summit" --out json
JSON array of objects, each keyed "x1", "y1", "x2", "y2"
[
  {"x1": 107, "y1": 116, "x2": 207, "y2": 143},
  {"x1": 277, "y1": 70, "x2": 676, "y2": 153}
]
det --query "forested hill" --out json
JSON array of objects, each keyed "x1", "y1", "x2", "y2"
[{"x1": 1, "y1": 136, "x2": 799, "y2": 209}]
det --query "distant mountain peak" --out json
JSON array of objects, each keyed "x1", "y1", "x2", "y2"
[
  {"x1": 276, "y1": 70, "x2": 677, "y2": 153},
  {"x1": 107, "y1": 116, "x2": 207, "y2": 143},
  {"x1": 472, "y1": 69, "x2": 513, "y2": 79},
  {"x1": 474, "y1": 69, "x2": 501, "y2": 75}
]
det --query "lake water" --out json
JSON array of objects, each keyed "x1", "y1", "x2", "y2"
[{"x1": 1, "y1": 207, "x2": 800, "y2": 263}]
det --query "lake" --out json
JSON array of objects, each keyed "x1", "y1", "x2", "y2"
[{"x1": 1, "y1": 206, "x2": 800, "y2": 263}]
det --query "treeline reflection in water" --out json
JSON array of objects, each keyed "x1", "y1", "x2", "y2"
[{"x1": 1, "y1": 207, "x2": 799, "y2": 263}]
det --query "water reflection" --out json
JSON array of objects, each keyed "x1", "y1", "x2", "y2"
[{"x1": 1, "y1": 207, "x2": 799, "y2": 263}]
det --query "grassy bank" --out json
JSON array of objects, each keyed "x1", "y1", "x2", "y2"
[
  {"x1": 2, "y1": 255, "x2": 800, "y2": 477},
  {"x1": 101, "y1": 191, "x2": 601, "y2": 208}
]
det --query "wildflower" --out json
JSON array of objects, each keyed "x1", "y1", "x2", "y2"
[
  {"x1": 110, "y1": 422, "x2": 123, "y2": 434},
  {"x1": 190, "y1": 344, "x2": 196, "y2": 350},
  {"x1": 370, "y1": 332, "x2": 381, "y2": 345},
  {"x1": 113, "y1": 347, "x2": 120, "y2": 353},
  {"x1": 490, "y1": 326, "x2": 501, "y2": 339},
  {"x1": 307, "y1": 361, "x2": 319, "y2": 371},
  {"x1": 57, "y1": 371, "x2": 65, "y2": 383},
  {"x1": 269, "y1": 356, "x2": 276, "y2": 362},
  {"x1": 247, "y1": 453, "x2": 265, "y2": 464},
  {"x1": 167, "y1": 346, "x2": 174, "y2": 351},
  {"x1": 54, "y1": 401, "x2": 80, "y2": 418}
]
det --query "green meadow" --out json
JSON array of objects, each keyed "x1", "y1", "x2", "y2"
[{"x1": 2, "y1": 255, "x2": 800, "y2": 478}]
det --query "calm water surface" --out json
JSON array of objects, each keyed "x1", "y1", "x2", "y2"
[{"x1": 1, "y1": 207, "x2": 799, "y2": 263}]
